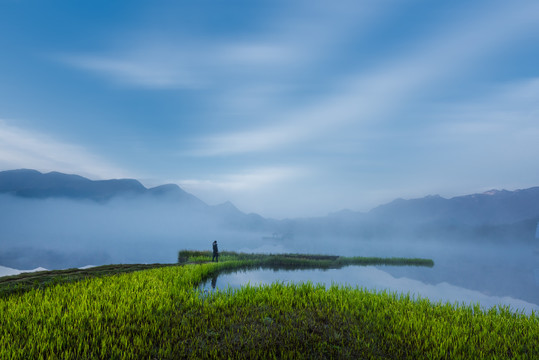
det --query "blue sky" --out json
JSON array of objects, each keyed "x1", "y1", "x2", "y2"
[{"x1": 1, "y1": 0, "x2": 538, "y2": 218}]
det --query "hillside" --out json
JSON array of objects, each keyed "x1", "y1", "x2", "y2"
[
  {"x1": 280, "y1": 189, "x2": 539, "y2": 241},
  {"x1": 1, "y1": 169, "x2": 538, "y2": 270},
  {"x1": 0, "y1": 169, "x2": 205, "y2": 206},
  {"x1": 368, "y1": 188, "x2": 539, "y2": 225},
  {"x1": 2, "y1": 169, "x2": 538, "y2": 231}
]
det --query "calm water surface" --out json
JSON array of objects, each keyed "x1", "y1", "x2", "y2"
[{"x1": 199, "y1": 265, "x2": 539, "y2": 315}]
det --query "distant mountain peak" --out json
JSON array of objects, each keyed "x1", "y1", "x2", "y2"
[
  {"x1": 149, "y1": 183, "x2": 183, "y2": 195},
  {"x1": 0, "y1": 169, "x2": 205, "y2": 207},
  {"x1": 483, "y1": 189, "x2": 503, "y2": 196},
  {"x1": 367, "y1": 186, "x2": 539, "y2": 226},
  {"x1": 215, "y1": 201, "x2": 240, "y2": 211}
]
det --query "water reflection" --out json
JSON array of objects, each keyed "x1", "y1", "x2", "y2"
[
  {"x1": 211, "y1": 274, "x2": 217, "y2": 289},
  {"x1": 200, "y1": 266, "x2": 539, "y2": 315}
]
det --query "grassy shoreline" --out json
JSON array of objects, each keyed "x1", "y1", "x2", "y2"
[
  {"x1": 1, "y1": 252, "x2": 537, "y2": 359},
  {"x1": 0, "y1": 251, "x2": 433, "y2": 298},
  {"x1": 178, "y1": 249, "x2": 435, "y2": 268},
  {"x1": 0, "y1": 263, "x2": 175, "y2": 298}
]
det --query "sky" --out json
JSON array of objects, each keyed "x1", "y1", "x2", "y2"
[{"x1": 1, "y1": 0, "x2": 538, "y2": 219}]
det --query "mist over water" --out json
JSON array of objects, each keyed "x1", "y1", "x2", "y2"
[
  {"x1": 0, "y1": 194, "x2": 259, "y2": 268},
  {"x1": 236, "y1": 235, "x2": 539, "y2": 307},
  {"x1": 1, "y1": 193, "x2": 538, "y2": 314},
  {"x1": 202, "y1": 235, "x2": 539, "y2": 314}
]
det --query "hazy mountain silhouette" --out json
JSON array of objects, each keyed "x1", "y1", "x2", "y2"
[
  {"x1": 368, "y1": 189, "x2": 539, "y2": 225},
  {"x1": 0, "y1": 169, "x2": 205, "y2": 207},
  {"x1": 310, "y1": 189, "x2": 539, "y2": 241},
  {"x1": 1, "y1": 169, "x2": 538, "y2": 239},
  {"x1": 0, "y1": 169, "x2": 267, "y2": 231},
  {"x1": 2, "y1": 169, "x2": 539, "y2": 272}
]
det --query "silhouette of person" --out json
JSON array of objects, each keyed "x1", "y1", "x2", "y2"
[
  {"x1": 212, "y1": 240, "x2": 219, "y2": 262},
  {"x1": 211, "y1": 274, "x2": 217, "y2": 289}
]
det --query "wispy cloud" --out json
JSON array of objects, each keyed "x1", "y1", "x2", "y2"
[
  {"x1": 176, "y1": 166, "x2": 307, "y2": 214},
  {"x1": 180, "y1": 166, "x2": 304, "y2": 193},
  {"x1": 376, "y1": 77, "x2": 539, "y2": 198},
  {"x1": 58, "y1": 1, "x2": 379, "y2": 91},
  {"x1": 62, "y1": 50, "x2": 203, "y2": 89},
  {"x1": 35, "y1": 0, "x2": 539, "y2": 216},
  {"x1": 434, "y1": 78, "x2": 539, "y2": 161},
  {"x1": 0, "y1": 119, "x2": 128, "y2": 179},
  {"x1": 219, "y1": 43, "x2": 298, "y2": 67},
  {"x1": 185, "y1": 1, "x2": 539, "y2": 157},
  {"x1": 430, "y1": 78, "x2": 539, "y2": 143}
]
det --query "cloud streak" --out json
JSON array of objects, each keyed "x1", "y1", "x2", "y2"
[
  {"x1": 62, "y1": 51, "x2": 203, "y2": 89},
  {"x1": 3, "y1": 0, "x2": 538, "y2": 217},
  {"x1": 184, "y1": 1, "x2": 539, "y2": 157},
  {"x1": 0, "y1": 119, "x2": 128, "y2": 180},
  {"x1": 178, "y1": 166, "x2": 306, "y2": 213}
]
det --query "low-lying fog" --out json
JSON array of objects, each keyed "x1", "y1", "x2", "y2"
[
  {"x1": 0, "y1": 194, "x2": 253, "y2": 268},
  {"x1": 1, "y1": 194, "x2": 538, "y2": 313}
]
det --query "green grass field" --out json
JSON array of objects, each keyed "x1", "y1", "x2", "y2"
[
  {"x1": 0, "y1": 263, "x2": 175, "y2": 298},
  {"x1": 0, "y1": 251, "x2": 537, "y2": 359}
]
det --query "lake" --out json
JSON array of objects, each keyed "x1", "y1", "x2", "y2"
[{"x1": 199, "y1": 265, "x2": 539, "y2": 315}]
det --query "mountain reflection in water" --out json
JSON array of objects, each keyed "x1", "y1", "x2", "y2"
[{"x1": 199, "y1": 266, "x2": 539, "y2": 315}]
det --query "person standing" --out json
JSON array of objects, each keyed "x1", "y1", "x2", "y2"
[{"x1": 212, "y1": 240, "x2": 219, "y2": 262}]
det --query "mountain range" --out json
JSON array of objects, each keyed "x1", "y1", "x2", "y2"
[
  {"x1": 0, "y1": 169, "x2": 203, "y2": 205},
  {"x1": 1, "y1": 169, "x2": 538, "y2": 240},
  {"x1": 0, "y1": 169, "x2": 268, "y2": 231}
]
